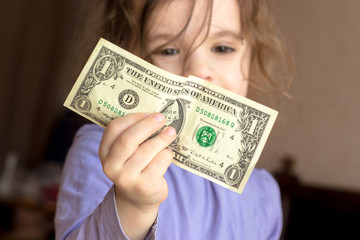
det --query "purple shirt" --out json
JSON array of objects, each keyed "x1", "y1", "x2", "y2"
[{"x1": 55, "y1": 124, "x2": 282, "y2": 239}]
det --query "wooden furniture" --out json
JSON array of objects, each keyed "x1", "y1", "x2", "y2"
[{"x1": 275, "y1": 157, "x2": 360, "y2": 240}]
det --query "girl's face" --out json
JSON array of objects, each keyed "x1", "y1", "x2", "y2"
[{"x1": 146, "y1": 0, "x2": 251, "y2": 97}]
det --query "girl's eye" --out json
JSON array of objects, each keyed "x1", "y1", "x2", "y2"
[
  {"x1": 211, "y1": 45, "x2": 235, "y2": 53},
  {"x1": 157, "y1": 48, "x2": 179, "y2": 56}
]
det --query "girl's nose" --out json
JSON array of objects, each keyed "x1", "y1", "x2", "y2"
[{"x1": 182, "y1": 50, "x2": 214, "y2": 82}]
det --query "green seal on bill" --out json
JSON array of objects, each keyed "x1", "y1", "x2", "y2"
[{"x1": 196, "y1": 126, "x2": 217, "y2": 147}]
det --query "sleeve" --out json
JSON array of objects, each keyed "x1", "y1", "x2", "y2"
[
  {"x1": 258, "y1": 169, "x2": 283, "y2": 240},
  {"x1": 54, "y1": 124, "x2": 157, "y2": 240}
]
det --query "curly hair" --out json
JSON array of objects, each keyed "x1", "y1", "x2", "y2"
[{"x1": 100, "y1": 0, "x2": 293, "y2": 98}]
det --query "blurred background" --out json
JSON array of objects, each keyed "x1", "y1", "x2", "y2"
[{"x1": 0, "y1": 0, "x2": 359, "y2": 239}]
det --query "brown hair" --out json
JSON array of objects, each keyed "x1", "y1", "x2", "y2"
[{"x1": 101, "y1": 0, "x2": 293, "y2": 98}]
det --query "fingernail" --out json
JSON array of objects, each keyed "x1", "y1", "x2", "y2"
[
  {"x1": 164, "y1": 126, "x2": 176, "y2": 137},
  {"x1": 153, "y1": 113, "x2": 164, "y2": 123}
]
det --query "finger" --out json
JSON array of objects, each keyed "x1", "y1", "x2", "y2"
[
  {"x1": 99, "y1": 113, "x2": 149, "y2": 160},
  {"x1": 125, "y1": 126, "x2": 176, "y2": 171},
  {"x1": 142, "y1": 148, "x2": 174, "y2": 179},
  {"x1": 105, "y1": 113, "x2": 167, "y2": 167}
]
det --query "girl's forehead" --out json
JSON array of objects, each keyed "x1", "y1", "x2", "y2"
[
  {"x1": 147, "y1": 0, "x2": 195, "y2": 33},
  {"x1": 146, "y1": 0, "x2": 241, "y2": 39}
]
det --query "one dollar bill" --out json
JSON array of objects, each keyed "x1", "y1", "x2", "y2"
[{"x1": 64, "y1": 38, "x2": 278, "y2": 194}]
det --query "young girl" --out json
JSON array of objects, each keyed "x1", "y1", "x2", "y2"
[{"x1": 55, "y1": 0, "x2": 291, "y2": 239}]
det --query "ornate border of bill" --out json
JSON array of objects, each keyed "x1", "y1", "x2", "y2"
[{"x1": 64, "y1": 38, "x2": 278, "y2": 194}]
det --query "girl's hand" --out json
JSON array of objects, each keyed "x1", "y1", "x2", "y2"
[{"x1": 98, "y1": 112, "x2": 176, "y2": 240}]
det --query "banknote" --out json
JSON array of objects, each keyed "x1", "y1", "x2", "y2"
[{"x1": 64, "y1": 38, "x2": 278, "y2": 194}]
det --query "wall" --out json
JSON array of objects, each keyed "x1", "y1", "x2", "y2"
[
  {"x1": 0, "y1": 0, "x2": 99, "y2": 168},
  {"x1": 258, "y1": 0, "x2": 360, "y2": 192}
]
